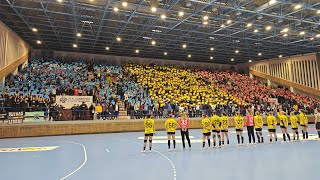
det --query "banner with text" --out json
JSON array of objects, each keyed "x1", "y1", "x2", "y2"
[
  {"x1": 24, "y1": 111, "x2": 45, "y2": 122},
  {"x1": 56, "y1": 96, "x2": 93, "y2": 109}
]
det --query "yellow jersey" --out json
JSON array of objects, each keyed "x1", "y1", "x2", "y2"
[
  {"x1": 211, "y1": 115, "x2": 220, "y2": 130},
  {"x1": 290, "y1": 116, "x2": 299, "y2": 129},
  {"x1": 254, "y1": 115, "x2": 263, "y2": 129},
  {"x1": 164, "y1": 118, "x2": 178, "y2": 133},
  {"x1": 234, "y1": 116, "x2": 244, "y2": 129},
  {"x1": 220, "y1": 116, "x2": 229, "y2": 130},
  {"x1": 299, "y1": 113, "x2": 308, "y2": 125},
  {"x1": 202, "y1": 118, "x2": 211, "y2": 133},
  {"x1": 279, "y1": 115, "x2": 288, "y2": 126},
  {"x1": 267, "y1": 116, "x2": 277, "y2": 129},
  {"x1": 144, "y1": 118, "x2": 155, "y2": 134}
]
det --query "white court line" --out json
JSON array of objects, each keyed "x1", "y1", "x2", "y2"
[
  {"x1": 126, "y1": 139, "x2": 177, "y2": 180},
  {"x1": 58, "y1": 141, "x2": 87, "y2": 180},
  {"x1": 137, "y1": 136, "x2": 195, "y2": 139},
  {"x1": 105, "y1": 148, "x2": 110, "y2": 152}
]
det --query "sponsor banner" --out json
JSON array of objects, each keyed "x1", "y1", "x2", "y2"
[
  {"x1": 268, "y1": 98, "x2": 278, "y2": 104},
  {"x1": 0, "y1": 113, "x2": 6, "y2": 121},
  {"x1": 7, "y1": 111, "x2": 24, "y2": 123},
  {"x1": 0, "y1": 146, "x2": 59, "y2": 153},
  {"x1": 24, "y1": 111, "x2": 45, "y2": 122},
  {"x1": 56, "y1": 95, "x2": 93, "y2": 109}
]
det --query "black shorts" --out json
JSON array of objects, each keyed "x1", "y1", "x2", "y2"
[
  {"x1": 212, "y1": 130, "x2": 220, "y2": 133},
  {"x1": 268, "y1": 129, "x2": 276, "y2": 133},
  {"x1": 221, "y1": 129, "x2": 228, "y2": 132},
  {"x1": 145, "y1": 133, "x2": 154, "y2": 136},
  {"x1": 167, "y1": 132, "x2": 175, "y2": 135},
  {"x1": 300, "y1": 124, "x2": 306, "y2": 127},
  {"x1": 235, "y1": 129, "x2": 243, "y2": 132},
  {"x1": 255, "y1": 128, "x2": 262, "y2": 131},
  {"x1": 292, "y1": 128, "x2": 298, "y2": 130},
  {"x1": 316, "y1": 122, "x2": 320, "y2": 130},
  {"x1": 280, "y1": 126, "x2": 287, "y2": 129},
  {"x1": 203, "y1": 132, "x2": 211, "y2": 136}
]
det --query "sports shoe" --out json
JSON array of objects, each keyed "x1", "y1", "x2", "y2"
[{"x1": 141, "y1": 150, "x2": 146, "y2": 153}]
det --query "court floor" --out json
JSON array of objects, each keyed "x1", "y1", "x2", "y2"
[{"x1": 0, "y1": 126, "x2": 319, "y2": 180}]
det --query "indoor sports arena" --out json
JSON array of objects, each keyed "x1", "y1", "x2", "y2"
[{"x1": 0, "y1": 0, "x2": 320, "y2": 180}]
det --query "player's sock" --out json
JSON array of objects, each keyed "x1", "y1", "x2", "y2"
[
  {"x1": 143, "y1": 147, "x2": 146, "y2": 151},
  {"x1": 270, "y1": 139, "x2": 272, "y2": 142},
  {"x1": 168, "y1": 140, "x2": 171, "y2": 149},
  {"x1": 207, "y1": 139, "x2": 211, "y2": 147},
  {"x1": 283, "y1": 134, "x2": 286, "y2": 141},
  {"x1": 256, "y1": 132, "x2": 260, "y2": 143},
  {"x1": 241, "y1": 136, "x2": 244, "y2": 144},
  {"x1": 275, "y1": 137, "x2": 278, "y2": 142},
  {"x1": 261, "y1": 137, "x2": 264, "y2": 143},
  {"x1": 202, "y1": 142, "x2": 205, "y2": 148},
  {"x1": 149, "y1": 147, "x2": 152, "y2": 151},
  {"x1": 213, "y1": 141, "x2": 216, "y2": 147},
  {"x1": 219, "y1": 141, "x2": 221, "y2": 146},
  {"x1": 227, "y1": 139, "x2": 230, "y2": 145},
  {"x1": 237, "y1": 134, "x2": 240, "y2": 144},
  {"x1": 318, "y1": 131, "x2": 320, "y2": 138},
  {"x1": 222, "y1": 140, "x2": 224, "y2": 145},
  {"x1": 293, "y1": 136, "x2": 296, "y2": 140},
  {"x1": 306, "y1": 132, "x2": 308, "y2": 139},
  {"x1": 302, "y1": 130, "x2": 305, "y2": 139},
  {"x1": 173, "y1": 140, "x2": 176, "y2": 149},
  {"x1": 287, "y1": 134, "x2": 290, "y2": 141}
]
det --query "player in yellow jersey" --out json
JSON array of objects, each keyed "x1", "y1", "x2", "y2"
[
  {"x1": 267, "y1": 111, "x2": 278, "y2": 143},
  {"x1": 202, "y1": 114, "x2": 211, "y2": 149},
  {"x1": 211, "y1": 111, "x2": 222, "y2": 147},
  {"x1": 142, "y1": 114, "x2": 155, "y2": 153},
  {"x1": 279, "y1": 111, "x2": 290, "y2": 142},
  {"x1": 234, "y1": 112, "x2": 244, "y2": 145},
  {"x1": 290, "y1": 111, "x2": 299, "y2": 141},
  {"x1": 254, "y1": 111, "x2": 264, "y2": 143},
  {"x1": 299, "y1": 109, "x2": 308, "y2": 139},
  {"x1": 220, "y1": 112, "x2": 229, "y2": 145},
  {"x1": 165, "y1": 114, "x2": 178, "y2": 151}
]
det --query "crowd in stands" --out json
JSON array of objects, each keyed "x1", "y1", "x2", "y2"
[{"x1": 1, "y1": 58, "x2": 319, "y2": 122}]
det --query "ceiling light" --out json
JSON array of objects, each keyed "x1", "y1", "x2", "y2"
[
  {"x1": 299, "y1": 31, "x2": 305, "y2": 35},
  {"x1": 178, "y1": 11, "x2": 184, "y2": 17},
  {"x1": 151, "y1": 40, "x2": 156, "y2": 45},
  {"x1": 106, "y1": 47, "x2": 110, "y2": 50},
  {"x1": 151, "y1": 7, "x2": 157, "y2": 12},
  {"x1": 76, "y1": 33, "x2": 82, "y2": 37},
  {"x1": 32, "y1": 28, "x2": 38, "y2": 32},
  {"x1": 143, "y1": 37, "x2": 152, "y2": 40},
  {"x1": 203, "y1": 16, "x2": 209, "y2": 20},
  {"x1": 57, "y1": 0, "x2": 62, "y2": 2},
  {"x1": 254, "y1": 29, "x2": 259, "y2": 33},
  {"x1": 164, "y1": 52, "x2": 167, "y2": 55},
  {"x1": 209, "y1": 37, "x2": 215, "y2": 39},
  {"x1": 113, "y1": 7, "x2": 119, "y2": 12},
  {"x1": 152, "y1": 29, "x2": 162, "y2": 33},
  {"x1": 281, "y1": 27, "x2": 289, "y2": 33},
  {"x1": 188, "y1": 54, "x2": 192, "y2": 58},
  {"x1": 258, "y1": 52, "x2": 262, "y2": 56},
  {"x1": 283, "y1": 34, "x2": 288, "y2": 37},
  {"x1": 122, "y1": 2, "x2": 128, "y2": 7},
  {"x1": 135, "y1": 49, "x2": 139, "y2": 53},
  {"x1": 265, "y1": 26, "x2": 272, "y2": 30},
  {"x1": 221, "y1": 24, "x2": 225, "y2": 28},
  {"x1": 226, "y1": 20, "x2": 232, "y2": 24},
  {"x1": 36, "y1": 40, "x2": 41, "y2": 44},
  {"x1": 210, "y1": 47, "x2": 214, "y2": 51},
  {"x1": 246, "y1": 23, "x2": 252, "y2": 27},
  {"x1": 316, "y1": 34, "x2": 320, "y2": 38},
  {"x1": 249, "y1": 60, "x2": 252, "y2": 63},
  {"x1": 317, "y1": 10, "x2": 320, "y2": 14},
  {"x1": 231, "y1": 58, "x2": 234, "y2": 61},
  {"x1": 203, "y1": 21, "x2": 208, "y2": 25},
  {"x1": 310, "y1": 37, "x2": 314, "y2": 40},
  {"x1": 235, "y1": 50, "x2": 239, "y2": 53},
  {"x1": 294, "y1": 4, "x2": 302, "y2": 10},
  {"x1": 210, "y1": 57, "x2": 213, "y2": 60},
  {"x1": 73, "y1": 44, "x2": 78, "y2": 48},
  {"x1": 160, "y1": 14, "x2": 166, "y2": 19},
  {"x1": 279, "y1": 55, "x2": 283, "y2": 57},
  {"x1": 116, "y1": 37, "x2": 121, "y2": 42},
  {"x1": 269, "y1": 0, "x2": 277, "y2": 5},
  {"x1": 182, "y1": 44, "x2": 187, "y2": 48}
]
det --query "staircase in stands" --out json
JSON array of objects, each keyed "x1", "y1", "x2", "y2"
[{"x1": 118, "y1": 101, "x2": 128, "y2": 120}]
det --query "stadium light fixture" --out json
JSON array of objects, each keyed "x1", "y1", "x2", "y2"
[
  {"x1": 316, "y1": 34, "x2": 320, "y2": 38},
  {"x1": 32, "y1": 28, "x2": 38, "y2": 32},
  {"x1": 160, "y1": 14, "x2": 166, "y2": 19},
  {"x1": 299, "y1": 31, "x2": 305, "y2": 35},
  {"x1": 188, "y1": 54, "x2": 192, "y2": 58},
  {"x1": 164, "y1": 52, "x2": 168, "y2": 55},
  {"x1": 231, "y1": 58, "x2": 234, "y2": 61},
  {"x1": 116, "y1": 37, "x2": 121, "y2": 42},
  {"x1": 179, "y1": 11, "x2": 184, "y2": 17},
  {"x1": 310, "y1": 37, "x2": 314, "y2": 40},
  {"x1": 226, "y1": 20, "x2": 232, "y2": 24},
  {"x1": 113, "y1": 7, "x2": 119, "y2": 12},
  {"x1": 317, "y1": 10, "x2": 320, "y2": 14},
  {"x1": 73, "y1": 44, "x2": 78, "y2": 48},
  {"x1": 77, "y1": 33, "x2": 82, "y2": 37},
  {"x1": 265, "y1": 26, "x2": 272, "y2": 30},
  {"x1": 221, "y1": 24, "x2": 226, "y2": 28},
  {"x1": 182, "y1": 44, "x2": 187, "y2": 48},
  {"x1": 279, "y1": 55, "x2": 283, "y2": 57},
  {"x1": 151, "y1": 40, "x2": 156, "y2": 45},
  {"x1": 57, "y1": 0, "x2": 62, "y2": 2},
  {"x1": 203, "y1": 16, "x2": 209, "y2": 20},
  {"x1": 246, "y1": 23, "x2": 252, "y2": 27},
  {"x1": 122, "y1": 2, "x2": 128, "y2": 7},
  {"x1": 294, "y1": 4, "x2": 302, "y2": 10},
  {"x1": 135, "y1": 49, "x2": 139, "y2": 53},
  {"x1": 210, "y1": 47, "x2": 214, "y2": 51},
  {"x1": 254, "y1": 29, "x2": 259, "y2": 33},
  {"x1": 249, "y1": 60, "x2": 252, "y2": 63},
  {"x1": 203, "y1": 21, "x2": 208, "y2": 25},
  {"x1": 210, "y1": 57, "x2": 213, "y2": 60},
  {"x1": 106, "y1": 47, "x2": 110, "y2": 50},
  {"x1": 258, "y1": 52, "x2": 262, "y2": 56},
  {"x1": 281, "y1": 27, "x2": 289, "y2": 33},
  {"x1": 283, "y1": 34, "x2": 288, "y2": 37},
  {"x1": 36, "y1": 40, "x2": 41, "y2": 44},
  {"x1": 235, "y1": 50, "x2": 239, "y2": 53},
  {"x1": 151, "y1": 7, "x2": 157, "y2": 12}
]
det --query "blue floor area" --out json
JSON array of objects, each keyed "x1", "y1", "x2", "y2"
[{"x1": 0, "y1": 126, "x2": 319, "y2": 180}]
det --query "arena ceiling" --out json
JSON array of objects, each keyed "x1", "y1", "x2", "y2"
[{"x1": 0, "y1": 0, "x2": 320, "y2": 64}]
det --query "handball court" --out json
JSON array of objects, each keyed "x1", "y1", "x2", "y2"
[{"x1": 0, "y1": 127, "x2": 319, "y2": 180}]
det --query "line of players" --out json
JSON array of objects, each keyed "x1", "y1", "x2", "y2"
[{"x1": 141, "y1": 110, "x2": 309, "y2": 152}]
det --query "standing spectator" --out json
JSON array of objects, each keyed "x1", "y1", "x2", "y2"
[
  {"x1": 89, "y1": 103, "x2": 95, "y2": 120},
  {"x1": 71, "y1": 104, "x2": 77, "y2": 120},
  {"x1": 80, "y1": 102, "x2": 88, "y2": 120}
]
